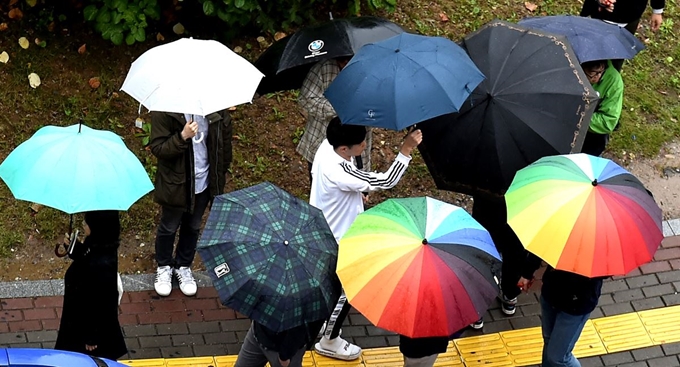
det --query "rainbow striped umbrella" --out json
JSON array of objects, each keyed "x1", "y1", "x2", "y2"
[
  {"x1": 506, "y1": 154, "x2": 663, "y2": 277},
  {"x1": 337, "y1": 197, "x2": 501, "y2": 338}
]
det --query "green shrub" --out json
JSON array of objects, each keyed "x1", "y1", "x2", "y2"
[
  {"x1": 83, "y1": 0, "x2": 160, "y2": 45},
  {"x1": 197, "y1": 0, "x2": 397, "y2": 37}
]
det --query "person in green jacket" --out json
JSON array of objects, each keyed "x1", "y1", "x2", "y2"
[{"x1": 580, "y1": 59, "x2": 624, "y2": 156}]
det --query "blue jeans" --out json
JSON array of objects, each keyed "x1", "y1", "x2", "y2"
[{"x1": 540, "y1": 296, "x2": 590, "y2": 367}]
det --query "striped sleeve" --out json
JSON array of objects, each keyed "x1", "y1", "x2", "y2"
[{"x1": 334, "y1": 153, "x2": 411, "y2": 192}]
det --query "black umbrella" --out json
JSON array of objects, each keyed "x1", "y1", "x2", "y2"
[
  {"x1": 418, "y1": 20, "x2": 599, "y2": 198},
  {"x1": 254, "y1": 16, "x2": 404, "y2": 95}
]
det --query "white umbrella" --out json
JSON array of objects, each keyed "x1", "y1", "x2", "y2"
[{"x1": 121, "y1": 38, "x2": 264, "y2": 116}]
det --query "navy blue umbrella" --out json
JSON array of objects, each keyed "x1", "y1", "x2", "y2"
[
  {"x1": 518, "y1": 15, "x2": 645, "y2": 63},
  {"x1": 324, "y1": 33, "x2": 484, "y2": 130}
]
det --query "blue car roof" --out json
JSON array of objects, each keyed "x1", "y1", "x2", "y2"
[{"x1": 2, "y1": 348, "x2": 127, "y2": 367}]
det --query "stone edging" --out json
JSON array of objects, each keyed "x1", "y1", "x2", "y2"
[{"x1": 0, "y1": 219, "x2": 677, "y2": 299}]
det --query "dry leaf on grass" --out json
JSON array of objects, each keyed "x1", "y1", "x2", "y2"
[
  {"x1": 0, "y1": 51, "x2": 9, "y2": 64},
  {"x1": 156, "y1": 33, "x2": 164, "y2": 41},
  {"x1": 78, "y1": 44, "x2": 86, "y2": 54},
  {"x1": 9, "y1": 0, "x2": 19, "y2": 5},
  {"x1": 438, "y1": 13, "x2": 450, "y2": 22},
  {"x1": 172, "y1": 23, "x2": 185, "y2": 35},
  {"x1": 88, "y1": 77, "x2": 101, "y2": 89},
  {"x1": 524, "y1": 2, "x2": 538, "y2": 12},
  {"x1": 274, "y1": 32, "x2": 286, "y2": 41},
  {"x1": 18, "y1": 37, "x2": 29, "y2": 49},
  {"x1": 9, "y1": 8, "x2": 23, "y2": 20},
  {"x1": 0, "y1": 23, "x2": 8, "y2": 32},
  {"x1": 26, "y1": 0, "x2": 38, "y2": 6},
  {"x1": 28, "y1": 73, "x2": 40, "y2": 88}
]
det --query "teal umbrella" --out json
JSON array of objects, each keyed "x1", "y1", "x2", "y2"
[{"x1": 0, "y1": 123, "x2": 153, "y2": 214}]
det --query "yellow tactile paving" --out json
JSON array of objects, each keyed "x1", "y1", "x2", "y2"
[
  {"x1": 592, "y1": 313, "x2": 654, "y2": 353},
  {"x1": 213, "y1": 355, "x2": 238, "y2": 367},
  {"x1": 500, "y1": 326, "x2": 543, "y2": 366},
  {"x1": 454, "y1": 333, "x2": 513, "y2": 366},
  {"x1": 124, "y1": 306, "x2": 680, "y2": 367},
  {"x1": 435, "y1": 343, "x2": 464, "y2": 366},
  {"x1": 120, "y1": 359, "x2": 167, "y2": 366},
  {"x1": 165, "y1": 356, "x2": 216, "y2": 366},
  {"x1": 573, "y1": 321, "x2": 607, "y2": 358},
  {"x1": 362, "y1": 346, "x2": 403, "y2": 366},
  {"x1": 638, "y1": 305, "x2": 680, "y2": 344},
  {"x1": 312, "y1": 351, "x2": 364, "y2": 367}
]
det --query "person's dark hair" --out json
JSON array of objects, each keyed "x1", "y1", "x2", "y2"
[
  {"x1": 326, "y1": 117, "x2": 366, "y2": 149},
  {"x1": 84, "y1": 210, "x2": 120, "y2": 249},
  {"x1": 581, "y1": 60, "x2": 607, "y2": 71}
]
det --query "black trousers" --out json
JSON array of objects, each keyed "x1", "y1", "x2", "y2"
[
  {"x1": 154, "y1": 190, "x2": 211, "y2": 268},
  {"x1": 581, "y1": 131, "x2": 609, "y2": 157},
  {"x1": 471, "y1": 197, "x2": 525, "y2": 300}
]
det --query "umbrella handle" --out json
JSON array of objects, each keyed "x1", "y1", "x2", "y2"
[{"x1": 54, "y1": 243, "x2": 68, "y2": 258}]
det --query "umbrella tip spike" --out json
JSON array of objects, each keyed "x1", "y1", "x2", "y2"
[
  {"x1": 422, "y1": 238, "x2": 428, "y2": 245},
  {"x1": 592, "y1": 179, "x2": 598, "y2": 186},
  {"x1": 284, "y1": 240, "x2": 289, "y2": 246}
]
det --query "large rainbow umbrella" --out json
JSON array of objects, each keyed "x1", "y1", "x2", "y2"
[
  {"x1": 506, "y1": 154, "x2": 663, "y2": 277},
  {"x1": 337, "y1": 197, "x2": 502, "y2": 338}
]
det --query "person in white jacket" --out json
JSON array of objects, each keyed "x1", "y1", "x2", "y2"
[{"x1": 310, "y1": 117, "x2": 422, "y2": 360}]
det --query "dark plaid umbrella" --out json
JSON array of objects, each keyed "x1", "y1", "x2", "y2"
[
  {"x1": 197, "y1": 182, "x2": 341, "y2": 332},
  {"x1": 254, "y1": 16, "x2": 404, "y2": 95},
  {"x1": 418, "y1": 20, "x2": 599, "y2": 198}
]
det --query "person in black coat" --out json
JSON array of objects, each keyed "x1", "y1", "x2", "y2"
[{"x1": 55, "y1": 210, "x2": 127, "y2": 360}]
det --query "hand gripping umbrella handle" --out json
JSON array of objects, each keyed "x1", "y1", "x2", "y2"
[{"x1": 55, "y1": 243, "x2": 68, "y2": 258}]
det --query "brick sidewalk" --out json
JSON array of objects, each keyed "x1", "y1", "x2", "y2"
[{"x1": 1, "y1": 235, "x2": 680, "y2": 366}]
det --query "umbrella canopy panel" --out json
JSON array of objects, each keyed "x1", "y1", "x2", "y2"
[
  {"x1": 338, "y1": 197, "x2": 501, "y2": 337},
  {"x1": 325, "y1": 33, "x2": 484, "y2": 130},
  {"x1": 519, "y1": 15, "x2": 645, "y2": 63},
  {"x1": 121, "y1": 38, "x2": 264, "y2": 116},
  {"x1": 197, "y1": 182, "x2": 341, "y2": 332},
  {"x1": 506, "y1": 154, "x2": 663, "y2": 277},
  {"x1": 0, "y1": 124, "x2": 153, "y2": 214},
  {"x1": 254, "y1": 17, "x2": 405, "y2": 95},
  {"x1": 418, "y1": 20, "x2": 599, "y2": 198}
]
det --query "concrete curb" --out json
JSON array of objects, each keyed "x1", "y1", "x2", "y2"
[{"x1": 0, "y1": 219, "x2": 676, "y2": 299}]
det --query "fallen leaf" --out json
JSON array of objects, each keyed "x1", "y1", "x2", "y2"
[
  {"x1": 665, "y1": 154, "x2": 676, "y2": 159},
  {"x1": 233, "y1": 46, "x2": 243, "y2": 54},
  {"x1": 0, "y1": 23, "x2": 8, "y2": 31},
  {"x1": 9, "y1": 0, "x2": 18, "y2": 5},
  {"x1": 47, "y1": 21, "x2": 55, "y2": 32},
  {"x1": 156, "y1": 33, "x2": 164, "y2": 42},
  {"x1": 111, "y1": 92, "x2": 119, "y2": 98},
  {"x1": 77, "y1": 44, "x2": 86, "y2": 54},
  {"x1": 172, "y1": 23, "x2": 185, "y2": 35},
  {"x1": 34, "y1": 38, "x2": 46, "y2": 47},
  {"x1": 0, "y1": 51, "x2": 8, "y2": 64},
  {"x1": 228, "y1": 106, "x2": 237, "y2": 111},
  {"x1": 257, "y1": 36, "x2": 267, "y2": 48},
  {"x1": 274, "y1": 32, "x2": 286, "y2": 41},
  {"x1": 26, "y1": 0, "x2": 37, "y2": 6},
  {"x1": 9, "y1": 8, "x2": 23, "y2": 19},
  {"x1": 438, "y1": 12, "x2": 449, "y2": 22},
  {"x1": 18, "y1": 37, "x2": 29, "y2": 49},
  {"x1": 88, "y1": 77, "x2": 100, "y2": 89},
  {"x1": 28, "y1": 73, "x2": 40, "y2": 88},
  {"x1": 524, "y1": 1, "x2": 538, "y2": 12}
]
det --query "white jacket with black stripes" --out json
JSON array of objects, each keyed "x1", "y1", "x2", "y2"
[{"x1": 309, "y1": 139, "x2": 412, "y2": 242}]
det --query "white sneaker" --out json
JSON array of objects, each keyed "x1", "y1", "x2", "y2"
[
  {"x1": 174, "y1": 266, "x2": 197, "y2": 296},
  {"x1": 154, "y1": 266, "x2": 173, "y2": 297},
  {"x1": 314, "y1": 336, "x2": 361, "y2": 360}
]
